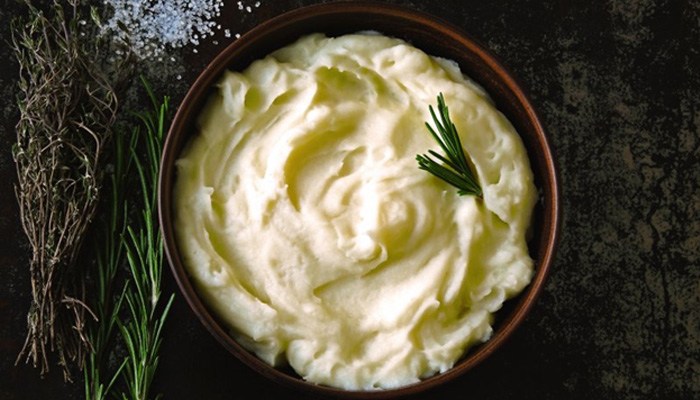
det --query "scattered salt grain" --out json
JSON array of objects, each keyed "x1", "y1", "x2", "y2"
[
  {"x1": 102, "y1": 0, "x2": 261, "y2": 59},
  {"x1": 102, "y1": 0, "x2": 223, "y2": 59}
]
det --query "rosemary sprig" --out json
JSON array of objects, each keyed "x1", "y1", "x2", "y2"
[
  {"x1": 416, "y1": 93, "x2": 482, "y2": 197},
  {"x1": 82, "y1": 78, "x2": 172, "y2": 400},
  {"x1": 84, "y1": 127, "x2": 135, "y2": 400},
  {"x1": 117, "y1": 77, "x2": 174, "y2": 400}
]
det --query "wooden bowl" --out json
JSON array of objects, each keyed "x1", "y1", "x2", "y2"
[{"x1": 159, "y1": 2, "x2": 560, "y2": 398}]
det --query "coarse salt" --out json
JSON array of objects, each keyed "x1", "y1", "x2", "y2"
[{"x1": 101, "y1": 0, "x2": 261, "y2": 59}]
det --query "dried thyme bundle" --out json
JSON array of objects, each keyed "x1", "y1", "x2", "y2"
[{"x1": 11, "y1": 0, "x2": 130, "y2": 380}]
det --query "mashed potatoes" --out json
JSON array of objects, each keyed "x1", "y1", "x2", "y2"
[{"x1": 174, "y1": 32, "x2": 537, "y2": 390}]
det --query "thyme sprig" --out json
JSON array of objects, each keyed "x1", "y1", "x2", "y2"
[
  {"x1": 416, "y1": 93, "x2": 482, "y2": 197},
  {"x1": 11, "y1": 0, "x2": 121, "y2": 380}
]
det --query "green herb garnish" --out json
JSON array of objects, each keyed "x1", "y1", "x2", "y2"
[
  {"x1": 117, "y1": 77, "x2": 174, "y2": 400},
  {"x1": 416, "y1": 93, "x2": 482, "y2": 197},
  {"x1": 83, "y1": 78, "x2": 172, "y2": 400},
  {"x1": 84, "y1": 118, "x2": 132, "y2": 400}
]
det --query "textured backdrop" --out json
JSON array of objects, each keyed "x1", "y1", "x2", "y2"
[{"x1": 1, "y1": 0, "x2": 698, "y2": 399}]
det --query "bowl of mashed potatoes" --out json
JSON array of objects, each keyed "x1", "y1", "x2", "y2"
[{"x1": 159, "y1": 1, "x2": 560, "y2": 398}]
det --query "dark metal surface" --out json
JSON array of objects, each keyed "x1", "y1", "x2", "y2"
[{"x1": 1, "y1": 1, "x2": 699, "y2": 399}]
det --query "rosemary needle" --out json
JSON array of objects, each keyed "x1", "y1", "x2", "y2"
[
  {"x1": 416, "y1": 93, "x2": 482, "y2": 197},
  {"x1": 118, "y1": 77, "x2": 174, "y2": 400},
  {"x1": 83, "y1": 78, "x2": 172, "y2": 400}
]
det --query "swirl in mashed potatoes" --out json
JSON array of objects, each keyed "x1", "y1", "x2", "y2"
[{"x1": 174, "y1": 32, "x2": 537, "y2": 390}]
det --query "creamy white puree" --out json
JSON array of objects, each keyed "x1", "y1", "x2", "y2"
[{"x1": 174, "y1": 32, "x2": 537, "y2": 390}]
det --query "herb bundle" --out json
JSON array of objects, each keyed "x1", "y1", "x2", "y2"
[
  {"x1": 83, "y1": 126, "x2": 133, "y2": 400},
  {"x1": 12, "y1": 0, "x2": 172, "y2": 394},
  {"x1": 11, "y1": 0, "x2": 122, "y2": 379},
  {"x1": 416, "y1": 93, "x2": 482, "y2": 197},
  {"x1": 83, "y1": 79, "x2": 173, "y2": 400},
  {"x1": 117, "y1": 79, "x2": 174, "y2": 400}
]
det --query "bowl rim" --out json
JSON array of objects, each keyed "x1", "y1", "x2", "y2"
[{"x1": 158, "y1": 1, "x2": 561, "y2": 398}]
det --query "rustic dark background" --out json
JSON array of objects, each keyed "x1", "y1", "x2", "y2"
[{"x1": 1, "y1": 0, "x2": 699, "y2": 399}]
